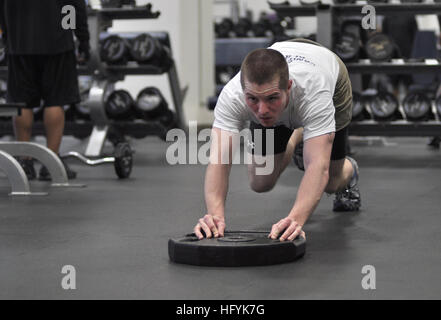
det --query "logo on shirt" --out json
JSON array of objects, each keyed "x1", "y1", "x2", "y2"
[{"x1": 285, "y1": 54, "x2": 316, "y2": 67}]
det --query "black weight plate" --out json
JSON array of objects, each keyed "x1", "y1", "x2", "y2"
[
  {"x1": 335, "y1": 33, "x2": 359, "y2": 61},
  {"x1": 129, "y1": 33, "x2": 157, "y2": 63},
  {"x1": 352, "y1": 92, "x2": 364, "y2": 119},
  {"x1": 436, "y1": 96, "x2": 441, "y2": 117},
  {"x1": 105, "y1": 90, "x2": 134, "y2": 120},
  {"x1": 135, "y1": 87, "x2": 168, "y2": 120},
  {"x1": 114, "y1": 142, "x2": 133, "y2": 179},
  {"x1": 100, "y1": 35, "x2": 127, "y2": 64},
  {"x1": 253, "y1": 18, "x2": 272, "y2": 37},
  {"x1": 403, "y1": 92, "x2": 431, "y2": 121},
  {"x1": 365, "y1": 33, "x2": 394, "y2": 61},
  {"x1": 169, "y1": 230, "x2": 306, "y2": 267},
  {"x1": 369, "y1": 92, "x2": 399, "y2": 119},
  {"x1": 158, "y1": 109, "x2": 176, "y2": 127},
  {"x1": 235, "y1": 18, "x2": 252, "y2": 37}
]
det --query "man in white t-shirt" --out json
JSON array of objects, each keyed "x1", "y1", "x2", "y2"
[{"x1": 194, "y1": 39, "x2": 361, "y2": 241}]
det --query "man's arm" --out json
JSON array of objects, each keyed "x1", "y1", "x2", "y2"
[
  {"x1": 289, "y1": 132, "x2": 334, "y2": 225},
  {"x1": 195, "y1": 127, "x2": 234, "y2": 239},
  {"x1": 71, "y1": 0, "x2": 89, "y2": 44},
  {"x1": 269, "y1": 132, "x2": 334, "y2": 241}
]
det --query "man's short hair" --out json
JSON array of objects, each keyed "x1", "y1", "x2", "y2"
[{"x1": 240, "y1": 48, "x2": 289, "y2": 90}]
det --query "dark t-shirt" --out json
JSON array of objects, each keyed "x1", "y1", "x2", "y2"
[{"x1": 0, "y1": 0, "x2": 89, "y2": 55}]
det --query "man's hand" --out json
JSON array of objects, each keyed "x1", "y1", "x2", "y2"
[
  {"x1": 76, "y1": 42, "x2": 90, "y2": 65},
  {"x1": 268, "y1": 216, "x2": 306, "y2": 241},
  {"x1": 194, "y1": 214, "x2": 226, "y2": 240}
]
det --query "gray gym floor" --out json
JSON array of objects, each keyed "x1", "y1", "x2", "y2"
[{"x1": 1, "y1": 134, "x2": 440, "y2": 299}]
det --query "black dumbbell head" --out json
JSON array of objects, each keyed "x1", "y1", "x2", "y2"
[
  {"x1": 402, "y1": 92, "x2": 432, "y2": 121},
  {"x1": 216, "y1": 18, "x2": 234, "y2": 38},
  {"x1": 369, "y1": 91, "x2": 399, "y2": 120},
  {"x1": 129, "y1": 33, "x2": 159, "y2": 63},
  {"x1": 135, "y1": 87, "x2": 168, "y2": 120},
  {"x1": 105, "y1": 90, "x2": 134, "y2": 120},
  {"x1": 335, "y1": 32, "x2": 360, "y2": 61},
  {"x1": 365, "y1": 33, "x2": 395, "y2": 61},
  {"x1": 100, "y1": 35, "x2": 128, "y2": 64},
  {"x1": 235, "y1": 18, "x2": 252, "y2": 37}
]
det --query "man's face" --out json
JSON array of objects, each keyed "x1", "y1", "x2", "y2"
[{"x1": 243, "y1": 77, "x2": 292, "y2": 127}]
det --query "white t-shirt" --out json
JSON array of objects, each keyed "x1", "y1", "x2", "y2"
[{"x1": 213, "y1": 41, "x2": 340, "y2": 141}]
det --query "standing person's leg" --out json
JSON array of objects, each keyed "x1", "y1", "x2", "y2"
[
  {"x1": 43, "y1": 106, "x2": 65, "y2": 154},
  {"x1": 7, "y1": 55, "x2": 42, "y2": 180},
  {"x1": 38, "y1": 51, "x2": 81, "y2": 180}
]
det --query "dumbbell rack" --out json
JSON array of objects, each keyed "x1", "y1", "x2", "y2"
[
  {"x1": 0, "y1": 4, "x2": 187, "y2": 177},
  {"x1": 268, "y1": 1, "x2": 441, "y2": 137}
]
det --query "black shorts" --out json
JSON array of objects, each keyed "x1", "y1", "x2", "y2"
[
  {"x1": 6, "y1": 50, "x2": 80, "y2": 108},
  {"x1": 249, "y1": 122, "x2": 348, "y2": 161}
]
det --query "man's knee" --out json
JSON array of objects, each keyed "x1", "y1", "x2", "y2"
[{"x1": 249, "y1": 176, "x2": 276, "y2": 193}]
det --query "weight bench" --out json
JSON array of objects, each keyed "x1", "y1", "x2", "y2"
[{"x1": 0, "y1": 103, "x2": 85, "y2": 196}]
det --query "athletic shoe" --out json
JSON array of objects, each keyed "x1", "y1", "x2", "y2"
[
  {"x1": 333, "y1": 156, "x2": 361, "y2": 212},
  {"x1": 17, "y1": 158, "x2": 36, "y2": 180},
  {"x1": 39, "y1": 157, "x2": 77, "y2": 181}
]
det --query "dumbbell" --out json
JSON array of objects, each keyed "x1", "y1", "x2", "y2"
[
  {"x1": 367, "y1": 91, "x2": 400, "y2": 121},
  {"x1": 215, "y1": 18, "x2": 234, "y2": 38},
  {"x1": 235, "y1": 18, "x2": 253, "y2": 38},
  {"x1": 402, "y1": 92, "x2": 432, "y2": 121},
  {"x1": 105, "y1": 90, "x2": 135, "y2": 120},
  {"x1": 270, "y1": 19, "x2": 287, "y2": 38},
  {"x1": 253, "y1": 18, "x2": 272, "y2": 37},
  {"x1": 365, "y1": 33, "x2": 396, "y2": 61},
  {"x1": 335, "y1": 20, "x2": 361, "y2": 62},
  {"x1": 216, "y1": 66, "x2": 238, "y2": 86},
  {"x1": 100, "y1": 35, "x2": 129, "y2": 65},
  {"x1": 129, "y1": 33, "x2": 170, "y2": 67},
  {"x1": 135, "y1": 87, "x2": 169, "y2": 121},
  {"x1": 158, "y1": 109, "x2": 176, "y2": 128}
]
